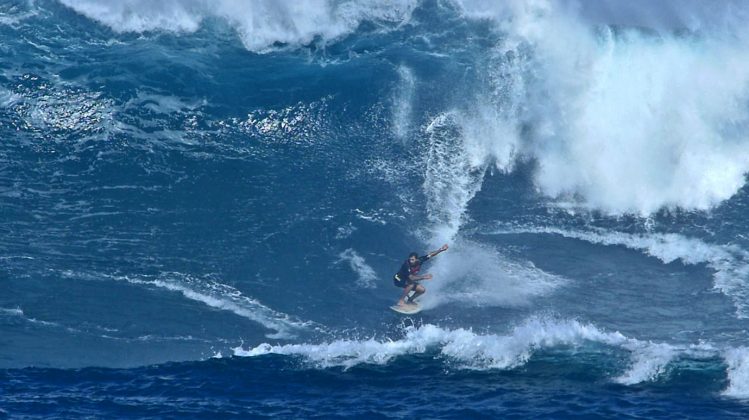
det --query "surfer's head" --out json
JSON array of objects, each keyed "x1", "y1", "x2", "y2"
[{"x1": 408, "y1": 252, "x2": 419, "y2": 266}]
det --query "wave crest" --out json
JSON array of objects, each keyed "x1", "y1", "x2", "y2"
[
  {"x1": 456, "y1": 0, "x2": 749, "y2": 215},
  {"x1": 59, "y1": 0, "x2": 418, "y2": 52}
]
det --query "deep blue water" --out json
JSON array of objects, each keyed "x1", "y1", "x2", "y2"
[
  {"x1": 2, "y1": 354, "x2": 746, "y2": 418},
  {"x1": 4, "y1": 0, "x2": 749, "y2": 417}
]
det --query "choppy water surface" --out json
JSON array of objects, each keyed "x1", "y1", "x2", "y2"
[{"x1": 3, "y1": 0, "x2": 749, "y2": 417}]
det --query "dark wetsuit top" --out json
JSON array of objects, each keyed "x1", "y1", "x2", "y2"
[{"x1": 393, "y1": 255, "x2": 430, "y2": 288}]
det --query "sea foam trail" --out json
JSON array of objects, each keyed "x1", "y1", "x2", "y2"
[
  {"x1": 422, "y1": 238, "x2": 562, "y2": 310},
  {"x1": 0, "y1": 307, "x2": 60, "y2": 328},
  {"x1": 58, "y1": 0, "x2": 418, "y2": 52},
  {"x1": 490, "y1": 226, "x2": 749, "y2": 318},
  {"x1": 118, "y1": 272, "x2": 316, "y2": 339},
  {"x1": 337, "y1": 249, "x2": 377, "y2": 288}
]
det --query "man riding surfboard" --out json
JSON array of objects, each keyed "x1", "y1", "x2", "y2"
[{"x1": 393, "y1": 244, "x2": 448, "y2": 307}]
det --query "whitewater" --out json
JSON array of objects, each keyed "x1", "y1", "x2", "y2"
[{"x1": 3, "y1": 0, "x2": 749, "y2": 417}]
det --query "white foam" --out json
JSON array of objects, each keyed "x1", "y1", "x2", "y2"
[
  {"x1": 236, "y1": 315, "x2": 749, "y2": 389},
  {"x1": 615, "y1": 342, "x2": 676, "y2": 385},
  {"x1": 234, "y1": 315, "x2": 680, "y2": 382},
  {"x1": 492, "y1": 226, "x2": 749, "y2": 318},
  {"x1": 337, "y1": 249, "x2": 378, "y2": 288},
  {"x1": 59, "y1": 0, "x2": 418, "y2": 53},
  {"x1": 449, "y1": 0, "x2": 749, "y2": 216},
  {"x1": 236, "y1": 318, "x2": 608, "y2": 369},
  {"x1": 441, "y1": 316, "x2": 632, "y2": 370},
  {"x1": 724, "y1": 347, "x2": 749, "y2": 398}
]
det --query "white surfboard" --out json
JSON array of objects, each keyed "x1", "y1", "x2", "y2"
[{"x1": 390, "y1": 302, "x2": 422, "y2": 315}]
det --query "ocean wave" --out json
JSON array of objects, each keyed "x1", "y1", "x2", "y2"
[
  {"x1": 490, "y1": 226, "x2": 749, "y2": 318},
  {"x1": 46, "y1": 0, "x2": 749, "y2": 219},
  {"x1": 232, "y1": 315, "x2": 739, "y2": 389},
  {"x1": 233, "y1": 317, "x2": 628, "y2": 369},
  {"x1": 448, "y1": 0, "x2": 749, "y2": 216},
  {"x1": 58, "y1": 0, "x2": 419, "y2": 53}
]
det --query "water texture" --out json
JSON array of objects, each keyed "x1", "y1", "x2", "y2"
[{"x1": 3, "y1": 0, "x2": 749, "y2": 417}]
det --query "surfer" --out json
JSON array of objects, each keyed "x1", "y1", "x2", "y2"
[{"x1": 393, "y1": 244, "x2": 449, "y2": 307}]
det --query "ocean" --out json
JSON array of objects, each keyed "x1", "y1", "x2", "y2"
[{"x1": 3, "y1": 0, "x2": 749, "y2": 417}]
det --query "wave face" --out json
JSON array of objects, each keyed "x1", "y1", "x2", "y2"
[{"x1": 3, "y1": 0, "x2": 749, "y2": 417}]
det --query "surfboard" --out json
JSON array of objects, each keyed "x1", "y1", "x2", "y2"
[{"x1": 390, "y1": 302, "x2": 422, "y2": 315}]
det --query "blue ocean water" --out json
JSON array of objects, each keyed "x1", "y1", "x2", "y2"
[{"x1": 3, "y1": 0, "x2": 749, "y2": 417}]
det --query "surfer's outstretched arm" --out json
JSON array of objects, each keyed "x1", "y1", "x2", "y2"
[{"x1": 427, "y1": 244, "x2": 448, "y2": 258}]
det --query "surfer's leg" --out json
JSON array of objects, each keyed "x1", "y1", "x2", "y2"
[
  {"x1": 408, "y1": 284, "x2": 425, "y2": 303},
  {"x1": 397, "y1": 284, "x2": 415, "y2": 306}
]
